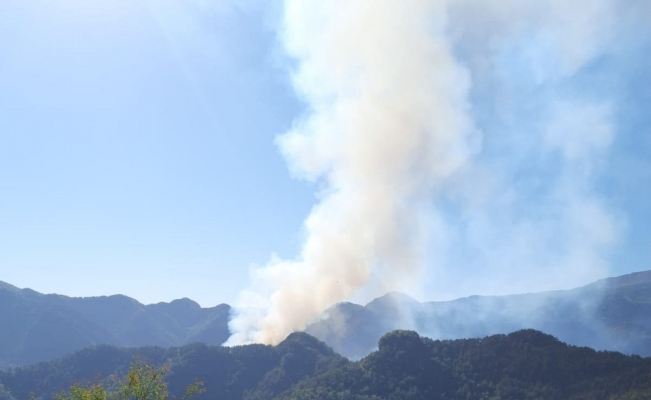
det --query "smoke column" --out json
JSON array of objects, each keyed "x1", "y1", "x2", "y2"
[
  {"x1": 227, "y1": 0, "x2": 478, "y2": 345},
  {"x1": 227, "y1": 0, "x2": 633, "y2": 345}
]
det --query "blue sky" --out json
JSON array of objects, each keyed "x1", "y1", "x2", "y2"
[
  {"x1": 1, "y1": 0, "x2": 315, "y2": 305},
  {"x1": 1, "y1": 0, "x2": 650, "y2": 308}
]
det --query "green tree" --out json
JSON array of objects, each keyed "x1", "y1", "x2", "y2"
[
  {"x1": 0, "y1": 383, "x2": 16, "y2": 400},
  {"x1": 55, "y1": 358, "x2": 204, "y2": 400}
]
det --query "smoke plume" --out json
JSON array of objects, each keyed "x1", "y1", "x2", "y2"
[
  {"x1": 227, "y1": 0, "x2": 635, "y2": 345},
  {"x1": 227, "y1": 0, "x2": 477, "y2": 345}
]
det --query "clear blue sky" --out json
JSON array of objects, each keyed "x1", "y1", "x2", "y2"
[{"x1": 1, "y1": 0, "x2": 650, "y2": 307}]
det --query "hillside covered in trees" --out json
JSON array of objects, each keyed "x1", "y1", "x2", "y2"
[
  {"x1": 1, "y1": 330, "x2": 650, "y2": 400},
  {"x1": 0, "y1": 281, "x2": 230, "y2": 367}
]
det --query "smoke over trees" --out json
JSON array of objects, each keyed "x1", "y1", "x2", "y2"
[{"x1": 228, "y1": 0, "x2": 646, "y2": 345}]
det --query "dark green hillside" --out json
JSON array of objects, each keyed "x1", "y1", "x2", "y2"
[
  {"x1": 1, "y1": 330, "x2": 651, "y2": 400},
  {"x1": 281, "y1": 330, "x2": 651, "y2": 400},
  {"x1": 0, "y1": 345, "x2": 167, "y2": 400},
  {"x1": 0, "y1": 333, "x2": 346, "y2": 400},
  {"x1": 164, "y1": 333, "x2": 347, "y2": 400}
]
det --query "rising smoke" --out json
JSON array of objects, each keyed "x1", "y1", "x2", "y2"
[{"x1": 227, "y1": 0, "x2": 633, "y2": 345}]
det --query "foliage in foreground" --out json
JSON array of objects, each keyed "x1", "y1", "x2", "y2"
[{"x1": 54, "y1": 359, "x2": 203, "y2": 400}]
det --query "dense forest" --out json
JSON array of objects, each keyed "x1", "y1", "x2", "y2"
[{"x1": 1, "y1": 330, "x2": 650, "y2": 400}]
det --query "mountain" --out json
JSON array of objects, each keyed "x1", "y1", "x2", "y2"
[
  {"x1": 0, "y1": 282, "x2": 230, "y2": 368},
  {"x1": 2, "y1": 269, "x2": 650, "y2": 367},
  {"x1": 282, "y1": 330, "x2": 651, "y2": 400},
  {"x1": 306, "y1": 270, "x2": 651, "y2": 359},
  {"x1": 1, "y1": 330, "x2": 650, "y2": 400},
  {"x1": 0, "y1": 332, "x2": 346, "y2": 400}
]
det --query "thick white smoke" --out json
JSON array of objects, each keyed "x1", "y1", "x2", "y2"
[
  {"x1": 228, "y1": 0, "x2": 629, "y2": 345},
  {"x1": 227, "y1": 0, "x2": 478, "y2": 345}
]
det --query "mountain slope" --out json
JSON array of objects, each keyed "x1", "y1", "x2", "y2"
[
  {"x1": 0, "y1": 333, "x2": 346, "y2": 400},
  {"x1": 2, "y1": 269, "x2": 650, "y2": 367},
  {"x1": 1, "y1": 330, "x2": 650, "y2": 400},
  {"x1": 282, "y1": 330, "x2": 651, "y2": 400},
  {"x1": 0, "y1": 283, "x2": 230, "y2": 368},
  {"x1": 306, "y1": 270, "x2": 651, "y2": 358}
]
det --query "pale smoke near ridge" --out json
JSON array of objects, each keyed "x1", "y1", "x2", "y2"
[
  {"x1": 227, "y1": 0, "x2": 628, "y2": 345},
  {"x1": 227, "y1": 0, "x2": 478, "y2": 345},
  {"x1": 418, "y1": 0, "x2": 624, "y2": 298}
]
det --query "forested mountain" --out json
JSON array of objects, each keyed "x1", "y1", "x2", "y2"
[
  {"x1": 1, "y1": 330, "x2": 650, "y2": 400},
  {"x1": 0, "y1": 282, "x2": 230, "y2": 367},
  {"x1": 306, "y1": 270, "x2": 651, "y2": 358},
  {"x1": 282, "y1": 330, "x2": 651, "y2": 400},
  {"x1": 0, "y1": 332, "x2": 346, "y2": 400},
  {"x1": 2, "y1": 270, "x2": 650, "y2": 367}
]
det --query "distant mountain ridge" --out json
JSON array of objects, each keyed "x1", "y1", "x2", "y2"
[
  {"x1": 306, "y1": 270, "x2": 651, "y2": 359},
  {"x1": 0, "y1": 283, "x2": 230, "y2": 367},
  {"x1": 1, "y1": 270, "x2": 650, "y2": 367}
]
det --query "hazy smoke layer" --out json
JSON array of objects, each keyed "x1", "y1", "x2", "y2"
[
  {"x1": 228, "y1": 0, "x2": 632, "y2": 345},
  {"x1": 418, "y1": 0, "x2": 625, "y2": 299},
  {"x1": 227, "y1": 0, "x2": 478, "y2": 345}
]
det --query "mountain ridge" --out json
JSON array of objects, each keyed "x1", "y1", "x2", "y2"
[
  {"x1": 1, "y1": 329, "x2": 651, "y2": 400},
  {"x1": 305, "y1": 269, "x2": 651, "y2": 359},
  {"x1": 0, "y1": 284, "x2": 230, "y2": 367},
  {"x1": 1, "y1": 269, "x2": 650, "y2": 366}
]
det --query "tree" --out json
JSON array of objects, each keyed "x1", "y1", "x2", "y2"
[
  {"x1": 55, "y1": 358, "x2": 204, "y2": 400},
  {"x1": 0, "y1": 383, "x2": 16, "y2": 400}
]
